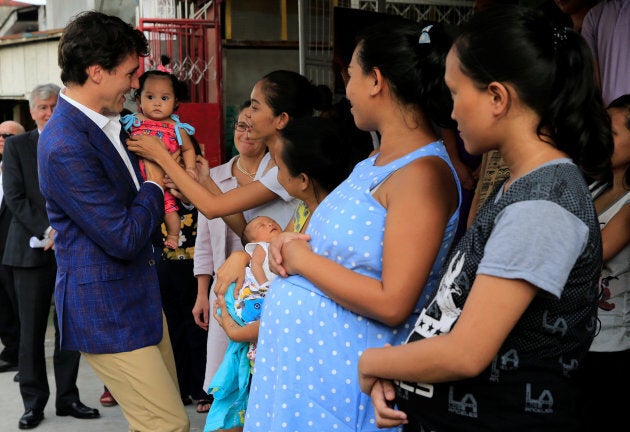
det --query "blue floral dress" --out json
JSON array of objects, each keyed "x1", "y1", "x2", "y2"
[{"x1": 244, "y1": 141, "x2": 461, "y2": 432}]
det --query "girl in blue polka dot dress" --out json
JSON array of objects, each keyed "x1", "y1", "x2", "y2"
[
  {"x1": 244, "y1": 21, "x2": 461, "y2": 432},
  {"x1": 208, "y1": 116, "x2": 364, "y2": 432}
]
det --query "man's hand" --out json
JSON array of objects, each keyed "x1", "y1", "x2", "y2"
[
  {"x1": 44, "y1": 227, "x2": 56, "y2": 251},
  {"x1": 126, "y1": 134, "x2": 168, "y2": 161},
  {"x1": 142, "y1": 159, "x2": 165, "y2": 188}
]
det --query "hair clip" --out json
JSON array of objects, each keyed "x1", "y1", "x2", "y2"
[
  {"x1": 156, "y1": 64, "x2": 173, "y2": 73},
  {"x1": 418, "y1": 24, "x2": 433, "y2": 45}
]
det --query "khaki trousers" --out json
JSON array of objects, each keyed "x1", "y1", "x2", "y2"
[{"x1": 83, "y1": 314, "x2": 189, "y2": 432}]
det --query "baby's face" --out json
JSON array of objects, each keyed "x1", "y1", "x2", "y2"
[
  {"x1": 139, "y1": 75, "x2": 176, "y2": 122},
  {"x1": 245, "y1": 216, "x2": 282, "y2": 242}
]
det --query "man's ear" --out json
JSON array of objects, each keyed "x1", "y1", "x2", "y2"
[
  {"x1": 487, "y1": 81, "x2": 511, "y2": 117},
  {"x1": 86, "y1": 65, "x2": 103, "y2": 84}
]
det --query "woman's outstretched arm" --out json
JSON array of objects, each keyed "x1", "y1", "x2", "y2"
[{"x1": 128, "y1": 134, "x2": 278, "y2": 235}]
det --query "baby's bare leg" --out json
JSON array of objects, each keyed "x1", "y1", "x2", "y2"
[{"x1": 164, "y1": 211, "x2": 181, "y2": 249}]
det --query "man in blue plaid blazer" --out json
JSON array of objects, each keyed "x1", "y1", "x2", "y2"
[{"x1": 37, "y1": 11, "x2": 189, "y2": 432}]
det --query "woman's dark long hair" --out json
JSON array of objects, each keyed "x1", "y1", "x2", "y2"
[
  {"x1": 279, "y1": 116, "x2": 357, "y2": 194},
  {"x1": 355, "y1": 19, "x2": 457, "y2": 129},
  {"x1": 454, "y1": 5, "x2": 612, "y2": 182}
]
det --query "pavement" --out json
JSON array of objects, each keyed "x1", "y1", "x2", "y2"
[{"x1": 0, "y1": 306, "x2": 208, "y2": 431}]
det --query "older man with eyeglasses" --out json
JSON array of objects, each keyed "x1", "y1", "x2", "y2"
[{"x1": 0, "y1": 119, "x2": 25, "y2": 379}]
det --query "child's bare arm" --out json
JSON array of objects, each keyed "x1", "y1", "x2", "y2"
[
  {"x1": 179, "y1": 131, "x2": 198, "y2": 180},
  {"x1": 195, "y1": 157, "x2": 248, "y2": 236},
  {"x1": 601, "y1": 203, "x2": 630, "y2": 262},
  {"x1": 250, "y1": 245, "x2": 268, "y2": 286}
]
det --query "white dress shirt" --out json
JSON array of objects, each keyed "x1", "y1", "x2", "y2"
[{"x1": 59, "y1": 89, "x2": 144, "y2": 191}]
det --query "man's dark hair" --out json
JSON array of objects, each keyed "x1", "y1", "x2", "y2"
[{"x1": 58, "y1": 11, "x2": 149, "y2": 85}]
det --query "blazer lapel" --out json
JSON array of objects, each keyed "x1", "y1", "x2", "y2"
[
  {"x1": 119, "y1": 127, "x2": 144, "y2": 188},
  {"x1": 56, "y1": 97, "x2": 142, "y2": 194}
]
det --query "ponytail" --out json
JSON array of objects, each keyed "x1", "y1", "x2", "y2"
[
  {"x1": 259, "y1": 70, "x2": 317, "y2": 119},
  {"x1": 545, "y1": 27, "x2": 612, "y2": 182},
  {"x1": 455, "y1": 5, "x2": 612, "y2": 182},
  {"x1": 356, "y1": 19, "x2": 456, "y2": 128}
]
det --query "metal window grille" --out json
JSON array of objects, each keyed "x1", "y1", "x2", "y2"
[
  {"x1": 302, "y1": 0, "x2": 473, "y2": 89},
  {"x1": 137, "y1": 1, "x2": 224, "y2": 167}
]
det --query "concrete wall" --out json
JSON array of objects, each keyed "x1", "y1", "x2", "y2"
[
  {"x1": 0, "y1": 36, "x2": 61, "y2": 128},
  {"x1": 45, "y1": 0, "x2": 136, "y2": 29},
  {"x1": 221, "y1": 46, "x2": 299, "y2": 158},
  {"x1": 222, "y1": 47, "x2": 300, "y2": 115},
  {"x1": 0, "y1": 38, "x2": 61, "y2": 97}
]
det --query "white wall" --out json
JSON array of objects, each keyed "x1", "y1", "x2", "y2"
[
  {"x1": 0, "y1": 38, "x2": 61, "y2": 98},
  {"x1": 0, "y1": 0, "x2": 138, "y2": 102},
  {"x1": 45, "y1": 0, "x2": 136, "y2": 30}
]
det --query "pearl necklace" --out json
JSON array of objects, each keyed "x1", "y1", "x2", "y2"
[{"x1": 236, "y1": 157, "x2": 256, "y2": 179}]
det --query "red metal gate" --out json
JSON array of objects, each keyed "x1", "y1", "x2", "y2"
[{"x1": 138, "y1": 8, "x2": 224, "y2": 167}]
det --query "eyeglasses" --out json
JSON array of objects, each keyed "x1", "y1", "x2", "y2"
[
  {"x1": 0, "y1": 133, "x2": 14, "y2": 139},
  {"x1": 233, "y1": 122, "x2": 248, "y2": 133}
]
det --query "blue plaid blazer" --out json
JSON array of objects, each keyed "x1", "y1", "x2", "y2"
[{"x1": 38, "y1": 96, "x2": 165, "y2": 354}]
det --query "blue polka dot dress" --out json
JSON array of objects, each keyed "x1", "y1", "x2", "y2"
[{"x1": 244, "y1": 141, "x2": 460, "y2": 432}]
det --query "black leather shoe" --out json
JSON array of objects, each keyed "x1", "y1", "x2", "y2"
[
  {"x1": 0, "y1": 358, "x2": 18, "y2": 372},
  {"x1": 13, "y1": 372, "x2": 20, "y2": 382},
  {"x1": 56, "y1": 401, "x2": 100, "y2": 419},
  {"x1": 18, "y1": 409, "x2": 44, "y2": 429}
]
